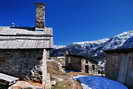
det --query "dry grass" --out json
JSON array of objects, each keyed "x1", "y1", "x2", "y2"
[
  {"x1": 47, "y1": 61, "x2": 82, "y2": 89},
  {"x1": 67, "y1": 72, "x2": 94, "y2": 76},
  {"x1": 51, "y1": 79, "x2": 82, "y2": 89},
  {"x1": 47, "y1": 61, "x2": 65, "y2": 76},
  {"x1": 51, "y1": 80, "x2": 72, "y2": 89}
]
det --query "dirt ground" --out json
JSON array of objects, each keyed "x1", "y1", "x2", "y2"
[{"x1": 47, "y1": 60, "x2": 82, "y2": 89}]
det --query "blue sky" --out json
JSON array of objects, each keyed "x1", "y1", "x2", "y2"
[{"x1": 0, "y1": 0, "x2": 133, "y2": 45}]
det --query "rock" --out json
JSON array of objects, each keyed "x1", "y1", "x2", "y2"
[
  {"x1": 26, "y1": 65, "x2": 42, "y2": 83},
  {"x1": 8, "y1": 81, "x2": 43, "y2": 89},
  {"x1": 51, "y1": 80, "x2": 56, "y2": 86}
]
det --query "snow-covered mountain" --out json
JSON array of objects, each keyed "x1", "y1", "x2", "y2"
[
  {"x1": 51, "y1": 31, "x2": 133, "y2": 61},
  {"x1": 72, "y1": 38, "x2": 109, "y2": 49},
  {"x1": 122, "y1": 36, "x2": 133, "y2": 48},
  {"x1": 53, "y1": 45, "x2": 66, "y2": 49},
  {"x1": 91, "y1": 31, "x2": 133, "y2": 57},
  {"x1": 73, "y1": 38, "x2": 109, "y2": 46},
  {"x1": 103, "y1": 31, "x2": 133, "y2": 50}
]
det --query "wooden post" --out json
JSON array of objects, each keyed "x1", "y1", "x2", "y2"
[{"x1": 42, "y1": 49, "x2": 51, "y2": 89}]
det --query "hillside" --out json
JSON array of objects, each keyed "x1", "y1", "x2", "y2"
[{"x1": 51, "y1": 31, "x2": 133, "y2": 62}]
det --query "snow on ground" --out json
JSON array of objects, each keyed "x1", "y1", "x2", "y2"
[{"x1": 73, "y1": 75, "x2": 128, "y2": 89}]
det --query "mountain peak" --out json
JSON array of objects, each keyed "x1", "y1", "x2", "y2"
[
  {"x1": 72, "y1": 38, "x2": 109, "y2": 45},
  {"x1": 52, "y1": 31, "x2": 133, "y2": 62}
]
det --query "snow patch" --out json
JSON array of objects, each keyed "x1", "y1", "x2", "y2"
[
  {"x1": 73, "y1": 75, "x2": 128, "y2": 89},
  {"x1": 73, "y1": 38, "x2": 109, "y2": 45}
]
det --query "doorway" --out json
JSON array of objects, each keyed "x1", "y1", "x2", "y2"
[{"x1": 85, "y1": 65, "x2": 89, "y2": 73}]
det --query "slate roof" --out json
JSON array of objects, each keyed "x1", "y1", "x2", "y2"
[
  {"x1": 0, "y1": 27, "x2": 52, "y2": 36},
  {"x1": 0, "y1": 26, "x2": 53, "y2": 49},
  {"x1": 0, "y1": 73, "x2": 19, "y2": 84}
]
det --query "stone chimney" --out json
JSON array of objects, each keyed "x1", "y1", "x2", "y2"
[{"x1": 35, "y1": 3, "x2": 45, "y2": 28}]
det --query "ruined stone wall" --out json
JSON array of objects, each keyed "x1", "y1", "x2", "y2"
[
  {"x1": 81, "y1": 59, "x2": 86, "y2": 72},
  {"x1": 0, "y1": 49, "x2": 43, "y2": 82},
  {"x1": 81, "y1": 59, "x2": 98, "y2": 74},
  {"x1": 88, "y1": 61, "x2": 98, "y2": 74},
  {"x1": 65, "y1": 56, "x2": 81, "y2": 71}
]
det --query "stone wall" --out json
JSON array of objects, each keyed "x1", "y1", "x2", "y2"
[
  {"x1": 0, "y1": 49, "x2": 43, "y2": 82},
  {"x1": 65, "y1": 56, "x2": 98, "y2": 74},
  {"x1": 65, "y1": 56, "x2": 81, "y2": 71},
  {"x1": 36, "y1": 3, "x2": 45, "y2": 28},
  {"x1": 81, "y1": 59, "x2": 98, "y2": 74}
]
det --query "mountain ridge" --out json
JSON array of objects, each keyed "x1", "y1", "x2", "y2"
[{"x1": 51, "y1": 31, "x2": 133, "y2": 62}]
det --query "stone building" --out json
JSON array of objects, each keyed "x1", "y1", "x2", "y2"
[
  {"x1": 0, "y1": 2, "x2": 53, "y2": 89},
  {"x1": 104, "y1": 46, "x2": 133, "y2": 88},
  {"x1": 65, "y1": 52, "x2": 98, "y2": 74}
]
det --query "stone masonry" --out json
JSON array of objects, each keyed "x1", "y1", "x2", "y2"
[{"x1": 0, "y1": 49, "x2": 43, "y2": 82}]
